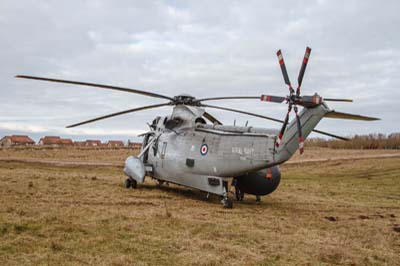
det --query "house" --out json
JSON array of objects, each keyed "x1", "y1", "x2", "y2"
[
  {"x1": 107, "y1": 140, "x2": 124, "y2": 148},
  {"x1": 74, "y1": 141, "x2": 87, "y2": 147},
  {"x1": 39, "y1": 136, "x2": 61, "y2": 146},
  {"x1": 0, "y1": 135, "x2": 35, "y2": 148},
  {"x1": 85, "y1": 140, "x2": 102, "y2": 147},
  {"x1": 128, "y1": 140, "x2": 142, "y2": 149},
  {"x1": 59, "y1": 138, "x2": 73, "y2": 146}
]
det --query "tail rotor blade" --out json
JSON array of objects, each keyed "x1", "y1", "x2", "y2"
[
  {"x1": 297, "y1": 47, "x2": 311, "y2": 95},
  {"x1": 294, "y1": 106, "x2": 304, "y2": 154},
  {"x1": 276, "y1": 106, "x2": 292, "y2": 147},
  {"x1": 260, "y1": 95, "x2": 286, "y2": 103},
  {"x1": 277, "y1": 50, "x2": 294, "y2": 94}
]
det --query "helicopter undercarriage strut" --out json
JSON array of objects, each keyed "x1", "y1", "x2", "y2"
[{"x1": 221, "y1": 180, "x2": 233, "y2": 208}]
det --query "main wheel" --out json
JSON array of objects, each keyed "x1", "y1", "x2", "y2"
[
  {"x1": 222, "y1": 198, "x2": 233, "y2": 209},
  {"x1": 124, "y1": 178, "x2": 132, "y2": 188},
  {"x1": 235, "y1": 186, "x2": 244, "y2": 201},
  {"x1": 131, "y1": 179, "x2": 137, "y2": 189}
]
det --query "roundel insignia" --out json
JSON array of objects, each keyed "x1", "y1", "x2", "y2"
[{"x1": 200, "y1": 144, "x2": 208, "y2": 156}]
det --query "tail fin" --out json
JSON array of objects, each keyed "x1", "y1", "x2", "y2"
[{"x1": 324, "y1": 111, "x2": 380, "y2": 121}]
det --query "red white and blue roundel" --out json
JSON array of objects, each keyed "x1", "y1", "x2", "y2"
[{"x1": 200, "y1": 144, "x2": 208, "y2": 156}]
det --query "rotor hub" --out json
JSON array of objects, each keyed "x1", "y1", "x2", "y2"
[{"x1": 173, "y1": 94, "x2": 197, "y2": 105}]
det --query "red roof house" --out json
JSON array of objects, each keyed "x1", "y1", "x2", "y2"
[
  {"x1": 107, "y1": 140, "x2": 124, "y2": 148},
  {"x1": 59, "y1": 138, "x2": 73, "y2": 146},
  {"x1": 85, "y1": 140, "x2": 102, "y2": 147},
  {"x1": 128, "y1": 141, "x2": 142, "y2": 149},
  {"x1": 39, "y1": 136, "x2": 61, "y2": 146},
  {"x1": 74, "y1": 141, "x2": 87, "y2": 147},
  {"x1": 0, "y1": 135, "x2": 35, "y2": 147}
]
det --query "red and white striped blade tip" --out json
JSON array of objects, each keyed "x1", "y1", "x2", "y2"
[{"x1": 299, "y1": 138, "x2": 304, "y2": 155}]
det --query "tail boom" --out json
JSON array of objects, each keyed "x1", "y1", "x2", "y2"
[{"x1": 275, "y1": 103, "x2": 330, "y2": 162}]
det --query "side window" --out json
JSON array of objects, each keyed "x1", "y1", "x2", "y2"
[
  {"x1": 152, "y1": 139, "x2": 158, "y2": 156},
  {"x1": 161, "y1": 142, "x2": 167, "y2": 159}
]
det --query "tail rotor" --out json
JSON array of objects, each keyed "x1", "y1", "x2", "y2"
[{"x1": 262, "y1": 47, "x2": 313, "y2": 154}]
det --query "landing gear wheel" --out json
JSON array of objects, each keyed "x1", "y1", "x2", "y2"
[
  {"x1": 256, "y1": 195, "x2": 261, "y2": 204},
  {"x1": 235, "y1": 187, "x2": 244, "y2": 201},
  {"x1": 124, "y1": 178, "x2": 137, "y2": 189},
  {"x1": 124, "y1": 178, "x2": 132, "y2": 188},
  {"x1": 131, "y1": 179, "x2": 137, "y2": 189},
  {"x1": 221, "y1": 198, "x2": 233, "y2": 209}
]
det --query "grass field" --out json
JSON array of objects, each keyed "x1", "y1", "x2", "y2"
[{"x1": 0, "y1": 148, "x2": 399, "y2": 265}]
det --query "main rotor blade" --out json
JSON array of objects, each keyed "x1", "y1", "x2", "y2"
[
  {"x1": 196, "y1": 96, "x2": 260, "y2": 102},
  {"x1": 203, "y1": 112, "x2": 222, "y2": 125},
  {"x1": 15, "y1": 75, "x2": 174, "y2": 101},
  {"x1": 200, "y1": 103, "x2": 284, "y2": 124},
  {"x1": 66, "y1": 103, "x2": 171, "y2": 128},
  {"x1": 324, "y1": 98, "x2": 353, "y2": 102},
  {"x1": 297, "y1": 47, "x2": 311, "y2": 95},
  {"x1": 312, "y1": 129, "x2": 349, "y2": 141},
  {"x1": 201, "y1": 104, "x2": 349, "y2": 141},
  {"x1": 324, "y1": 111, "x2": 380, "y2": 121},
  {"x1": 260, "y1": 95, "x2": 286, "y2": 103},
  {"x1": 277, "y1": 50, "x2": 294, "y2": 94}
]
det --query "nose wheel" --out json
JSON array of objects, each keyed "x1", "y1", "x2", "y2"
[
  {"x1": 221, "y1": 197, "x2": 233, "y2": 208},
  {"x1": 124, "y1": 178, "x2": 137, "y2": 189}
]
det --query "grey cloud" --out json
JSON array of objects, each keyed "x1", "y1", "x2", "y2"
[{"x1": 1, "y1": 0, "x2": 399, "y2": 141}]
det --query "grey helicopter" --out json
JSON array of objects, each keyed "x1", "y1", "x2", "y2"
[{"x1": 16, "y1": 47, "x2": 379, "y2": 208}]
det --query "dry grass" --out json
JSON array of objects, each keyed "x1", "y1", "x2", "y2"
[
  {"x1": 0, "y1": 149, "x2": 399, "y2": 265},
  {"x1": 0, "y1": 147, "x2": 136, "y2": 163}
]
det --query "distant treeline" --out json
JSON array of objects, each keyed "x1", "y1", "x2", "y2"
[{"x1": 306, "y1": 133, "x2": 400, "y2": 149}]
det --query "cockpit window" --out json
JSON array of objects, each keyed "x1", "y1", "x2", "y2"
[
  {"x1": 165, "y1": 117, "x2": 183, "y2": 129},
  {"x1": 195, "y1": 117, "x2": 207, "y2": 124}
]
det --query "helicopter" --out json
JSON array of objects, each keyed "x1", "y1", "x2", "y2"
[{"x1": 16, "y1": 47, "x2": 379, "y2": 208}]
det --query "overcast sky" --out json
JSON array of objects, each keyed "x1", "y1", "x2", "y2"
[{"x1": 1, "y1": 0, "x2": 399, "y2": 141}]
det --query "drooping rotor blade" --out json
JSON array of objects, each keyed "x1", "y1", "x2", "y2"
[
  {"x1": 15, "y1": 75, "x2": 174, "y2": 101},
  {"x1": 66, "y1": 102, "x2": 171, "y2": 128},
  {"x1": 201, "y1": 104, "x2": 348, "y2": 141},
  {"x1": 203, "y1": 112, "x2": 222, "y2": 125},
  {"x1": 312, "y1": 129, "x2": 349, "y2": 141},
  {"x1": 324, "y1": 111, "x2": 380, "y2": 121},
  {"x1": 277, "y1": 50, "x2": 294, "y2": 94},
  {"x1": 323, "y1": 98, "x2": 353, "y2": 102},
  {"x1": 200, "y1": 104, "x2": 284, "y2": 124},
  {"x1": 137, "y1": 131, "x2": 155, "y2": 137},
  {"x1": 297, "y1": 47, "x2": 311, "y2": 95},
  {"x1": 260, "y1": 95, "x2": 286, "y2": 103},
  {"x1": 196, "y1": 96, "x2": 260, "y2": 102}
]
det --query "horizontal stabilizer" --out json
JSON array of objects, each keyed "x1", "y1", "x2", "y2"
[{"x1": 324, "y1": 111, "x2": 380, "y2": 121}]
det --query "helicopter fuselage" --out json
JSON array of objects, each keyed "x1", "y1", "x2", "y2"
[{"x1": 128, "y1": 103, "x2": 330, "y2": 197}]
